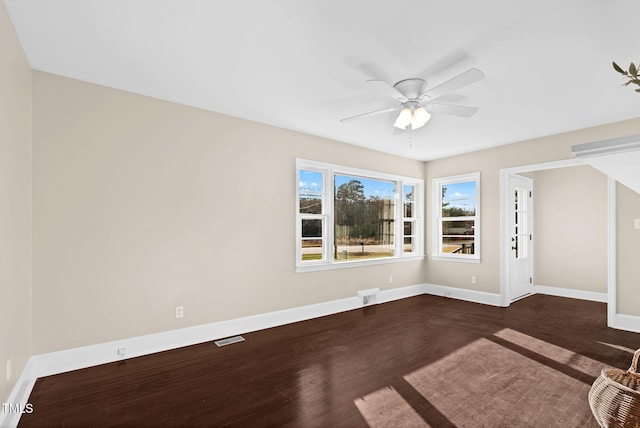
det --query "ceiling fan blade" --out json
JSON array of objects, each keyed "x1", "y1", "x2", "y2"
[
  {"x1": 340, "y1": 105, "x2": 401, "y2": 122},
  {"x1": 366, "y1": 80, "x2": 408, "y2": 102},
  {"x1": 421, "y1": 68, "x2": 485, "y2": 101},
  {"x1": 426, "y1": 103, "x2": 479, "y2": 118}
]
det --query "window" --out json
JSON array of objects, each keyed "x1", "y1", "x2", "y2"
[
  {"x1": 432, "y1": 172, "x2": 480, "y2": 262},
  {"x1": 403, "y1": 184, "x2": 418, "y2": 253},
  {"x1": 296, "y1": 159, "x2": 423, "y2": 271},
  {"x1": 299, "y1": 169, "x2": 326, "y2": 263}
]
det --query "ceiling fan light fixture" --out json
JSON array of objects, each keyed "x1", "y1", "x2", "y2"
[
  {"x1": 410, "y1": 107, "x2": 431, "y2": 130},
  {"x1": 393, "y1": 107, "x2": 412, "y2": 130}
]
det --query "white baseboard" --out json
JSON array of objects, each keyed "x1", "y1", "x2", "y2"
[
  {"x1": 33, "y1": 296, "x2": 364, "y2": 379},
  {"x1": 529, "y1": 284, "x2": 639, "y2": 333},
  {"x1": 10, "y1": 283, "x2": 477, "y2": 382},
  {"x1": 32, "y1": 284, "x2": 425, "y2": 379},
  {"x1": 610, "y1": 313, "x2": 640, "y2": 333},
  {"x1": 0, "y1": 358, "x2": 36, "y2": 428},
  {"x1": 533, "y1": 284, "x2": 608, "y2": 303},
  {"x1": 422, "y1": 283, "x2": 502, "y2": 307},
  {"x1": 378, "y1": 284, "x2": 425, "y2": 304}
]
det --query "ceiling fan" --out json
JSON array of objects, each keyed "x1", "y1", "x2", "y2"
[{"x1": 340, "y1": 68, "x2": 485, "y2": 131}]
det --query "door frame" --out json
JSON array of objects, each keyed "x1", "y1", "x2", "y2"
[{"x1": 499, "y1": 158, "x2": 595, "y2": 306}]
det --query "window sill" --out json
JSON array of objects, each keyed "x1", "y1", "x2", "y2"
[
  {"x1": 431, "y1": 255, "x2": 481, "y2": 264},
  {"x1": 296, "y1": 254, "x2": 425, "y2": 273}
]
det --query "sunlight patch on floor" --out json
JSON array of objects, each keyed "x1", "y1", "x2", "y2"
[
  {"x1": 596, "y1": 341, "x2": 637, "y2": 354},
  {"x1": 403, "y1": 337, "x2": 597, "y2": 427},
  {"x1": 494, "y1": 328, "x2": 602, "y2": 377},
  {"x1": 354, "y1": 386, "x2": 430, "y2": 428}
]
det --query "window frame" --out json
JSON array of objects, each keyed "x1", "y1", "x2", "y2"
[
  {"x1": 432, "y1": 172, "x2": 481, "y2": 263},
  {"x1": 296, "y1": 159, "x2": 424, "y2": 272}
]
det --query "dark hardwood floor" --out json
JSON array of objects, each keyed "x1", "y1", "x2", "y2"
[{"x1": 19, "y1": 294, "x2": 640, "y2": 427}]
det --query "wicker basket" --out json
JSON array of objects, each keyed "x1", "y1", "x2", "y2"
[{"x1": 589, "y1": 348, "x2": 640, "y2": 427}]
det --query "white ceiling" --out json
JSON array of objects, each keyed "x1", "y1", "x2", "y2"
[{"x1": 5, "y1": 0, "x2": 640, "y2": 160}]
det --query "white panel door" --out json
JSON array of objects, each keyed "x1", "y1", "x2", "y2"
[{"x1": 509, "y1": 174, "x2": 533, "y2": 301}]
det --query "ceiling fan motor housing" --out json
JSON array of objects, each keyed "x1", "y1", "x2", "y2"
[{"x1": 393, "y1": 78, "x2": 427, "y2": 100}]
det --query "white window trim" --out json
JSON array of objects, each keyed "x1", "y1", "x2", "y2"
[
  {"x1": 296, "y1": 159, "x2": 424, "y2": 272},
  {"x1": 432, "y1": 172, "x2": 481, "y2": 263}
]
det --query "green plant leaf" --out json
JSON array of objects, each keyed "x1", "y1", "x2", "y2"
[
  {"x1": 630, "y1": 62, "x2": 637, "y2": 77},
  {"x1": 635, "y1": 88, "x2": 640, "y2": 92},
  {"x1": 613, "y1": 61, "x2": 625, "y2": 74}
]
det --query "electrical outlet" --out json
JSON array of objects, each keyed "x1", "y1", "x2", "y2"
[
  {"x1": 6, "y1": 358, "x2": 11, "y2": 381},
  {"x1": 175, "y1": 306, "x2": 184, "y2": 319},
  {"x1": 635, "y1": 219, "x2": 640, "y2": 230},
  {"x1": 471, "y1": 276, "x2": 477, "y2": 285},
  {"x1": 389, "y1": 275, "x2": 393, "y2": 284}
]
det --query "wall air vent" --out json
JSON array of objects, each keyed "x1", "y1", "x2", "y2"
[{"x1": 357, "y1": 288, "x2": 380, "y2": 306}]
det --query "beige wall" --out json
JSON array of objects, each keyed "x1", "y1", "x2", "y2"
[
  {"x1": 617, "y1": 182, "x2": 640, "y2": 316},
  {"x1": 32, "y1": 72, "x2": 427, "y2": 354},
  {"x1": 533, "y1": 166, "x2": 607, "y2": 293},
  {"x1": 0, "y1": 1, "x2": 32, "y2": 403},
  {"x1": 424, "y1": 117, "x2": 640, "y2": 310}
]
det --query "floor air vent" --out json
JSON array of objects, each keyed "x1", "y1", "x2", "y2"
[{"x1": 215, "y1": 335, "x2": 245, "y2": 347}]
